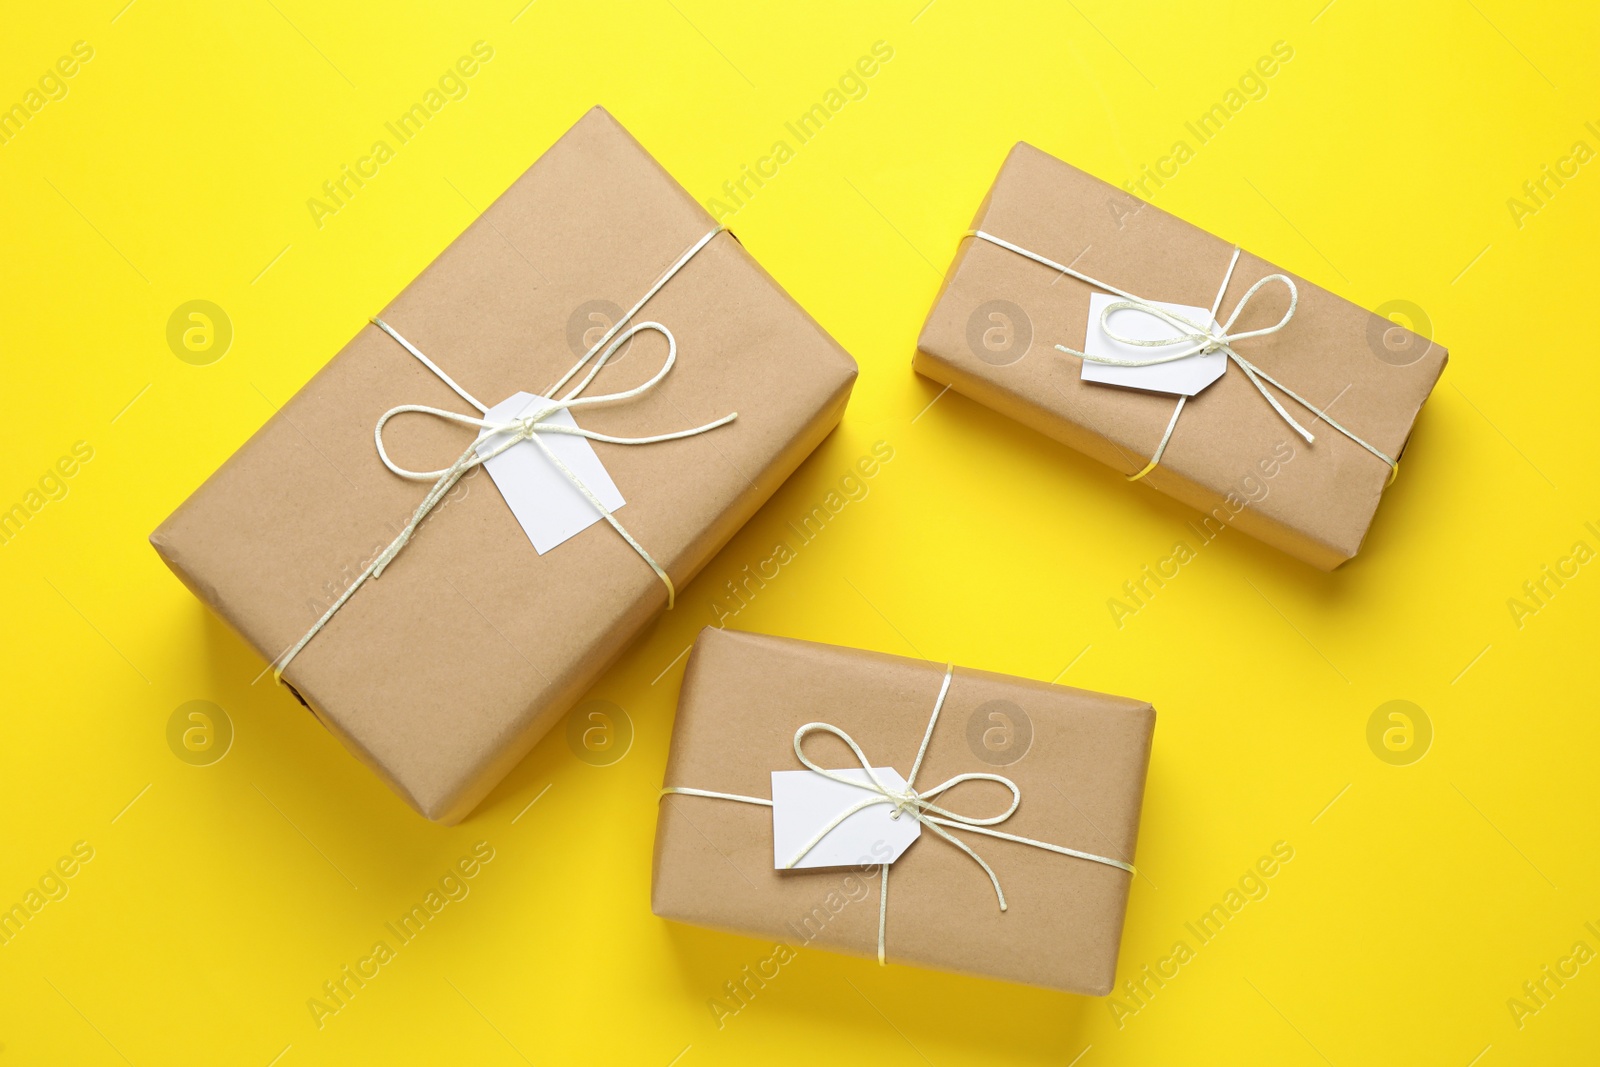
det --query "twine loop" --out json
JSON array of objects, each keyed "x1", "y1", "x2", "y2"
[
  {"x1": 1088, "y1": 270, "x2": 1297, "y2": 367},
  {"x1": 966, "y1": 230, "x2": 1399, "y2": 485},
  {"x1": 662, "y1": 665, "x2": 1134, "y2": 965},
  {"x1": 272, "y1": 229, "x2": 733, "y2": 681}
]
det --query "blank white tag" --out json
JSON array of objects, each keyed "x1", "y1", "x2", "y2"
[
  {"x1": 1080, "y1": 291, "x2": 1227, "y2": 397},
  {"x1": 474, "y1": 391, "x2": 625, "y2": 555},
  {"x1": 771, "y1": 767, "x2": 921, "y2": 870}
]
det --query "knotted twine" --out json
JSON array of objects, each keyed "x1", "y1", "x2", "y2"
[
  {"x1": 662, "y1": 666, "x2": 1134, "y2": 964},
  {"x1": 966, "y1": 230, "x2": 1398, "y2": 484},
  {"x1": 274, "y1": 228, "x2": 735, "y2": 680}
]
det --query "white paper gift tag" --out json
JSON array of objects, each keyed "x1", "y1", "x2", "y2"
[
  {"x1": 1079, "y1": 291, "x2": 1227, "y2": 397},
  {"x1": 771, "y1": 767, "x2": 921, "y2": 870},
  {"x1": 474, "y1": 391, "x2": 626, "y2": 555}
]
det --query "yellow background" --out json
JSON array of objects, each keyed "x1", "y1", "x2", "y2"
[{"x1": 2, "y1": 0, "x2": 1596, "y2": 1063}]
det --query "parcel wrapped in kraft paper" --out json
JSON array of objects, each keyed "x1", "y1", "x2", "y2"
[
  {"x1": 915, "y1": 141, "x2": 1448, "y2": 570},
  {"x1": 653, "y1": 628, "x2": 1155, "y2": 995},
  {"x1": 149, "y1": 107, "x2": 858, "y2": 823}
]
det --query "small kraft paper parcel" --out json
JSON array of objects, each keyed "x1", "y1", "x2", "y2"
[
  {"x1": 915, "y1": 142, "x2": 1447, "y2": 570},
  {"x1": 653, "y1": 628, "x2": 1155, "y2": 995},
  {"x1": 151, "y1": 108, "x2": 858, "y2": 822}
]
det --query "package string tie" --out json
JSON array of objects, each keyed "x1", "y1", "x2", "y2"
[
  {"x1": 662, "y1": 665, "x2": 1134, "y2": 965},
  {"x1": 965, "y1": 229, "x2": 1398, "y2": 485},
  {"x1": 273, "y1": 228, "x2": 734, "y2": 681}
]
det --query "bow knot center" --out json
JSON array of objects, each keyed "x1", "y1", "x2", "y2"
[
  {"x1": 887, "y1": 786, "x2": 922, "y2": 820},
  {"x1": 516, "y1": 403, "x2": 562, "y2": 438}
]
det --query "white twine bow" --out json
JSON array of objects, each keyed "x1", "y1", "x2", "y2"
[
  {"x1": 273, "y1": 228, "x2": 734, "y2": 681},
  {"x1": 662, "y1": 666, "x2": 1134, "y2": 964},
  {"x1": 967, "y1": 230, "x2": 1398, "y2": 484}
]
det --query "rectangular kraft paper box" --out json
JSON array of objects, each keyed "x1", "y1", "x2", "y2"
[
  {"x1": 652, "y1": 628, "x2": 1154, "y2": 995},
  {"x1": 150, "y1": 108, "x2": 858, "y2": 823},
  {"x1": 915, "y1": 142, "x2": 1448, "y2": 570}
]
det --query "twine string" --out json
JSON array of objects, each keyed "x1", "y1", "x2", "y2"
[
  {"x1": 965, "y1": 230, "x2": 1398, "y2": 484},
  {"x1": 273, "y1": 229, "x2": 734, "y2": 681},
  {"x1": 661, "y1": 666, "x2": 1133, "y2": 965}
]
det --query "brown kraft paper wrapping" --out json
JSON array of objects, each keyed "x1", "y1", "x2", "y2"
[
  {"x1": 914, "y1": 142, "x2": 1447, "y2": 570},
  {"x1": 149, "y1": 108, "x2": 858, "y2": 823},
  {"x1": 652, "y1": 628, "x2": 1155, "y2": 995}
]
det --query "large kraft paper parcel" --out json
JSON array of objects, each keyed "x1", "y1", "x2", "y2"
[
  {"x1": 150, "y1": 108, "x2": 858, "y2": 823},
  {"x1": 915, "y1": 142, "x2": 1448, "y2": 570},
  {"x1": 653, "y1": 628, "x2": 1154, "y2": 995}
]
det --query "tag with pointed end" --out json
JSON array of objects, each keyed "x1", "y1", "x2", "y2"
[
  {"x1": 1079, "y1": 292, "x2": 1227, "y2": 397},
  {"x1": 475, "y1": 391, "x2": 626, "y2": 554},
  {"x1": 771, "y1": 767, "x2": 921, "y2": 870}
]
